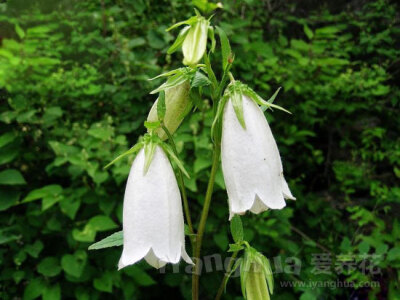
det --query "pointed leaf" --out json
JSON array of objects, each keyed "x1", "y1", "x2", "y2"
[
  {"x1": 161, "y1": 143, "x2": 190, "y2": 178},
  {"x1": 88, "y1": 231, "x2": 123, "y2": 250},
  {"x1": 230, "y1": 215, "x2": 244, "y2": 243},
  {"x1": 216, "y1": 26, "x2": 231, "y2": 71}
]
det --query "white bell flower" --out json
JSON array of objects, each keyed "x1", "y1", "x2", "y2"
[
  {"x1": 118, "y1": 146, "x2": 193, "y2": 269},
  {"x1": 221, "y1": 94, "x2": 295, "y2": 220}
]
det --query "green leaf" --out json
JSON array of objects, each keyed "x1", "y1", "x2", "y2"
[
  {"x1": 61, "y1": 250, "x2": 87, "y2": 278},
  {"x1": 0, "y1": 169, "x2": 26, "y2": 185},
  {"x1": 93, "y1": 271, "x2": 113, "y2": 293},
  {"x1": 230, "y1": 215, "x2": 244, "y2": 243},
  {"x1": 24, "y1": 240, "x2": 44, "y2": 258},
  {"x1": 125, "y1": 265, "x2": 156, "y2": 286},
  {"x1": 43, "y1": 284, "x2": 61, "y2": 300},
  {"x1": 0, "y1": 189, "x2": 20, "y2": 211},
  {"x1": 303, "y1": 25, "x2": 313, "y2": 39},
  {"x1": 22, "y1": 185, "x2": 62, "y2": 203},
  {"x1": 0, "y1": 131, "x2": 17, "y2": 148},
  {"x1": 88, "y1": 215, "x2": 118, "y2": 232},
  {"x1": 216, "y1": 26, "x2": 231, "y2": 71},
  {"x1": 88, "y1": 231, "x2": 123, "y2": 250},
  {"x1": 37, "y1": 257, "x2": 62, "y2": 277},
  {"x1": 23, "y1": 278, "x2": 45, "y2": 300},
  {"x1": 15, "y1": 24, "x2": 25, "y2": 39}
]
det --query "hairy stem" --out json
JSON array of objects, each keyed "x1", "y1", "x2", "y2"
[{"x1": 192, "y1": 147, "x2": 220, "y2": 300}]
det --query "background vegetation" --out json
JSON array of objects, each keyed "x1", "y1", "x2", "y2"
[{"x1": 0, "y1": 0, "x2": 399, "y2": 299}]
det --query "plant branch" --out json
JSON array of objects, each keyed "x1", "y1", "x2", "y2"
[{"x1": 215, "y1": 250, "x2": 239, "y2": 300}]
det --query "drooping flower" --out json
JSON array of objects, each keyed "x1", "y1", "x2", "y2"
[
  {"x1": 118, "y1": 145, "x2": 193, "y2": 269},
  {"x1": 219, "y1": 82, "x2": 295, "y2": 219}
]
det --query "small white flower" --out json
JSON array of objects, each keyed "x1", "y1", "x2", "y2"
[
  {"x1": 221, "y1": 95, "x2": 295, "y2": 220},
  {"x1": 118, "y1": 146, "x2": 193, "y2": 269}
]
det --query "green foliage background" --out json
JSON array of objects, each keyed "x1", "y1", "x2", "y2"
[{"x1": 0, "y1": 0, "x2": 399, "y2": 299}]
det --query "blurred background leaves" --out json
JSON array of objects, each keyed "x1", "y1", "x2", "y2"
[{"x1": 0, "y1": 0, "x2": 399, "y2": 299}]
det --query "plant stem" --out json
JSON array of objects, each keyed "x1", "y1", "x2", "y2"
[
  {"x1": 162, "y1": 125, "x2": 195, "y2": 240},
  {"x1": 192, "y1": 146, "x2": 220, "y2": 300},
  {"x1": 215, "y1": 250, "x2": 239, "y2": 300}
]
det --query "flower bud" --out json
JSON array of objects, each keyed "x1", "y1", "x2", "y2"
[
  {"x1": 240, "y1": 248, "x2": 273, "y2": 300},
  {"x1": 182, "y1": 18, "x2": 209, "y2": 66},
  {"x1": 245, "y1": 262, "x2": 270, "y2": 300},
  {"x1": 147, "y1": 80, "x2": 190, "y2": 140}
]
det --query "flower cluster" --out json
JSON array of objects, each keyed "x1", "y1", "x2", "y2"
[{"x1": 95, "y1": 9, "x2": 296, "y2": 300}]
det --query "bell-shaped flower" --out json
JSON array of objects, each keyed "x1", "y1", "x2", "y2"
[
  {"x1": 118, "y1": 145, "x2": 193, "y2": 269},
  {"x1": 220, "y1": 84, "x2": 295, "y2": 219}
]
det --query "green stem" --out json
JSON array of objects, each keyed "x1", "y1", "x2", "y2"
[
  {"x1": 215, "y1": 251, "x2": 239, "y2": 300},
  {"x1": 162, "y1": 125, "x2": 195, "y2": 241},
  {"x1": 192, "y1": 146, "x2": 220, "y2": 300}
]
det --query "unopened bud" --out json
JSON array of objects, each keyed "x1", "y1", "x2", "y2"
[
  {"x1": 147, "y1": 81, "x2": 191, "y2": 140},
  {"x1": 182, "y1": 18, "x2": 209, "y2": 66}
]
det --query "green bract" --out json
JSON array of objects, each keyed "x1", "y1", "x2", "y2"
[{"x1": 104, "y1": 133, "x2": 189, "y2": 178}]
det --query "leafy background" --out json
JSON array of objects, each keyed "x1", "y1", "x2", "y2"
[{"x1": 0, "y1": 0, "x2": 399, "y2": 299}]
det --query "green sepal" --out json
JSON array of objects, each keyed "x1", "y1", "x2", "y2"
[
  {"x1": 143, "y1": 141, "x2": 157, "y2": 175},
  {"x1": 166, "y1": 16, "x2": 199, "y2": 32},
  {"x1": 245, "y1": 86, "x2": 292, "y2": 114},
  {"x1": 228, "y1": 243, "x2": 245, "y2": 252},
  {"x1": 104, "y1": 143, "x2": 143, "y2": 169},
  {"x1": 148, "y1": 68, "x2": 183, "y2": 81},
  {"x1": 260, "y1": 255, "x2": 274, "y2": 295},
  {"x1": 150, "y1": 68, "x2": 196, "y2": 94},
  {"x1": 88, "y1": 231, "x2": 123, "y2": 250},
  {"x1": 144, "y1": 120, "x2": 161, "y2": 130},
  {"x1": 208, "y1": 26, "x2": 216, "y2": 53},
  {"x1": 157, "y1": 91, "x2": 166, "y2": 121},
  {"x1": 160, "y1": 143, "x2": 190, "y2": 178},
  {"x1": 231, "y1": 85, "x2": 246, "y2": 129},
  {"x1": 211, "y1": 95, "x2": 228, "y2": 141},
  {"x1": 167, "y1": 26, "x2": 190, "y2": 55}
]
